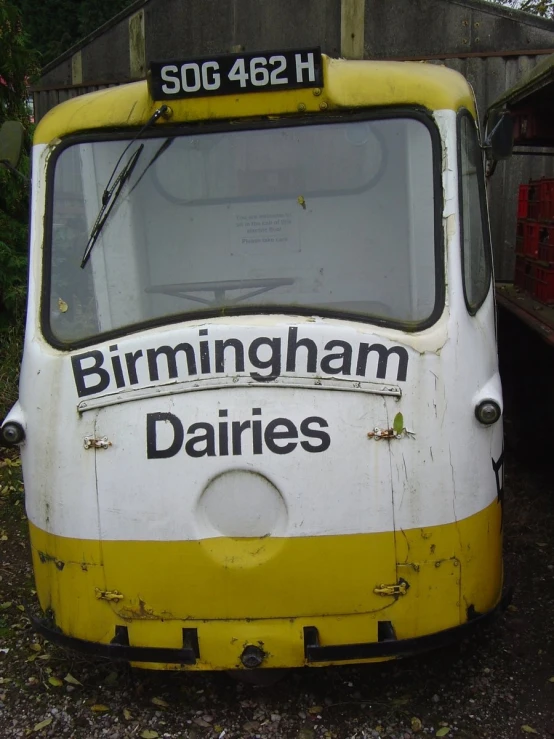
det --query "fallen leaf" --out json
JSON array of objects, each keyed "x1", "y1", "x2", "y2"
[
  {"x1": 549, "y1": 677, "x2": 554, "y2": 683},
  {"x1": 91, "y1": 704, "x2": 110, "y2": 712},
  {"x1": 29, "y1": 643, "x2": 41, "y2": 653},
  {"x1": 507, "y1": 605, "x2": 519, "y2": 613},
  {"x1": 104, "y1": 671, "x2": 118, "y2": 686},
  {"x1": 522, "y1": 727, "x2": 538, "y2": 735},
  {"x1": 308, "y1": 705, "x2": 323, "y2": 715},
  {"x1": 64, "y1": 673, "x2": 82, "y2": 686},
  {"x1": 393, "y1": 411, "x2": 404, "y2": 435},
  {"x1": 123, "y1": 708, "x2": 133, "y2": 721},
  {"x1": 0, "y1": 602, "x2": 12, "y2": 610},
  {"x1": 151, "y1": 696, "x2": 169, "y2": 707},
  {"x1": 16, "y1": 605, "x2": 25, "y2": 612},
  {"x1": 33, "y1": 718, "x2": 53, "y2": 732},
  {"x1": 436, "y1": 729, "x2": 450, "y2": 738},
  {"x1": 411, "y1": 716, "x2": 423, "y2": 732},
  {"x1": 48, "y1": 676, "x2": 63, "y2": 687},
  {"x1": 140, "y1": 731, "x2": 159, "y2": 739}
]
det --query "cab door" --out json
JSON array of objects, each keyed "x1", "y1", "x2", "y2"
[{"x1": 91, "y1": 381, "x2": 401, "y2": 621}]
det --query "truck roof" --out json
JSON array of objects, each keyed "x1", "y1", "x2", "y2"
[{"x1": 35, "y1": 56, "x2": 475, "y2": 145}]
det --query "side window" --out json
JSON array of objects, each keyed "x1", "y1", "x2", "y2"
[{"x1": 458, "y1": 112, "x2": 491, "y2": 314}]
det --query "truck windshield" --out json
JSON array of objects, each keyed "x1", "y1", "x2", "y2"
[{"x1": 46, "y1": 115, "x2": 439, "y2": 345}]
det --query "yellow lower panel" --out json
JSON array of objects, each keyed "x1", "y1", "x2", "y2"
[{"x1": 29, "y1": 500, "x2": 502, "y2": 669}]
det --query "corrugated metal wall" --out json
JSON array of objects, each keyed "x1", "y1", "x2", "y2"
[
  {"x1": 30, "y1": 0, "x2": 554, "y2": 281},
  {"x1": 33, "y1": 84, "x2": 119, "y2": 122}
]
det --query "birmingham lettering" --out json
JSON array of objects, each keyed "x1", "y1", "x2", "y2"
[
  {"x1": 71, "y1": 327, "x2": 409, "y2": 398},
  {"x1": 147, "y1": 409, "x2": 330, "y2": 459}
]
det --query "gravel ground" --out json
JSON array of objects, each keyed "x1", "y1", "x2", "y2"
[{"x1": 0, "y1": 452, "x2": 552, "y2": 739}]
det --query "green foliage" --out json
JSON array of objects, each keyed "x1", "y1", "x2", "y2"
[
  {"x1": 0, "y1": 318, "x2": 23, "y2": 420},
  {"x1": 0, "y1": 0, "x2": 35, "y2": 416},
  {"x1": 489, "y1": 0, "x2": 554, "y2": 17},
  {"x1": 0, "y1": 1, "x2": 31, "y2": 118},
  {"x1": 12, "y1": 0, "x2": 132, "y2": 66}
]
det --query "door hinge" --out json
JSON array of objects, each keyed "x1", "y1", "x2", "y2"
[
  {"x1": 84, "y1": 435, "x2": 111, "y2": 450},
  {"x1": 95, "y1": 588, "x2": 124, "y2": 602},
  {"x1": 373, "y1": 578, "x2": 410, "y2": 597}
]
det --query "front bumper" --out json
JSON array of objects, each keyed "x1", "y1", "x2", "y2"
[{"x1": 31, "y1": 589, "x2": 510, "y2": 668}]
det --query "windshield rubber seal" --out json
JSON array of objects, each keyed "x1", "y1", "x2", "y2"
[
  {"x1": 457, "y1": 108, "x2": 493, "y2": 316},
  {"x1": 41, "y1": 107, "x2": 445, "y2": 351}
]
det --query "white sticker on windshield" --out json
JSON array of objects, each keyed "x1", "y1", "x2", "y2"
[{"x1": 232, "y1": 211, "x2": 300, "y2": 255}]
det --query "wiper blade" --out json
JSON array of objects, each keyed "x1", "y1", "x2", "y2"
[
  {"x1": 80, "y1": 145, "x2": 143, "y2": 268},
  {"x1": 128, "y1": 137, "x2": 175, "y2": 197},
  {"x1": 80, "y1": 104, "x2": 169, "y2": 269}
]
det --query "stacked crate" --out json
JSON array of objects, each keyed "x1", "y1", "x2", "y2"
[{"x1": 514, "y1": 178, "x2": 554, "y2": 304}]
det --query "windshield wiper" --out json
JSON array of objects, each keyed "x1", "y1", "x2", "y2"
[
  {"x1": 80, "y1": 104, "x2": 169, "y2": 269},
  {"x1": 127, "y1": 137, "x2": 175, "y2": 197},
  {"x1": 80, "y1": 145, "x2": 143, "y2": 268}
]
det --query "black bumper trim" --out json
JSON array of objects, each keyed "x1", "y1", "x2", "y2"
[
  {"x1": 303, "y1": 590, "x2": 511, "y2": 663},
  {"x1": 30, "y1": 588, "x2": 511, "y2": 666},
  {"x1": 30, "y1": 616, "x2": 198, "y2": 664}
]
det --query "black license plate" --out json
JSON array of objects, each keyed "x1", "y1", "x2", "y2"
[{"x1": 148, "y1": 48, "x2": 323, "y2": 100}]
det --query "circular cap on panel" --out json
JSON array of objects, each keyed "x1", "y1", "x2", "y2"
[{"x1": 197, "y1": 469, "x2": 288, "y2": 538}]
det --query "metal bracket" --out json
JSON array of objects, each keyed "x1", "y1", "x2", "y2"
[
  {"x1": 95, "y1": 588, "x2": 124, "y2": 602},
  {"x1": 83, "y1": 435, "x2": 111, "y2": 450},
  {"x1": 367, "y1": 427, "x2": 415, "y2": 441},
  {"x1": 373, "y1": 578, "x2": 410, "y2": 597}
]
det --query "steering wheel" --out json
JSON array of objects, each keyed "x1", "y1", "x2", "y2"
[{"x1": 145, "y1": 277, "x2": 295, "y2": 305}]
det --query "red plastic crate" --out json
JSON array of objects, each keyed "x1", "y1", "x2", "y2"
[
  {"x1": 538, "y1": 243, "x2": 554, "y2": 264},
  {"x1": 540, "y1": 180, "x2": 554, "y2": 220},
  {"x1": 538, "y1": 225, "x2": 554, "y2": 262},
  {"x1": 518, "y1": 184, "x2": 529, "y2": 218},
  {"x1": 534, "y1": 264, "x2": 554, "y2": 304},
  {"x1": 528, "y1": 184, "x2": 540, "y2": 219},
  {"x1": 514, "y1": 256, "x2": 536, "y2": 294},
  {"x1": 524, "y1": 221, "x2": 540, "y2": 257},
  {"x1": 529, "y1": 178, "x2": 554, "y2": 221}
]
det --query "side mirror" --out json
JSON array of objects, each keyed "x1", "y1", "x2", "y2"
[
  {"x1": 0, "y1": 120, "x2": 25, "y2": 170},
  {"x1": 485, "y1": 112, "x2": 514, "y2": 161}
]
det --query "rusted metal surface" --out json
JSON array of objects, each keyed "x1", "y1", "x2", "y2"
[
  {"x1": 83, "y1": 435, "x2": 111, "y2": 450},
  {"x1": 94, "y1": 588, "x2": 124, "y2": 602}
]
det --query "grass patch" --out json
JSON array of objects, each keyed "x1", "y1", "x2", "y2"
[{"x1": 0, "y1": 455, "x2": 25, "y2": 528}]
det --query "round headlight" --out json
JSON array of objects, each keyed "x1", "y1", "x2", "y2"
[
  {"x1": 475, "y1": 400, "x2": 501, "y2": 426},
  {"x1": 0, "y1": 422, "x2": 25, "y2": 446}
]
